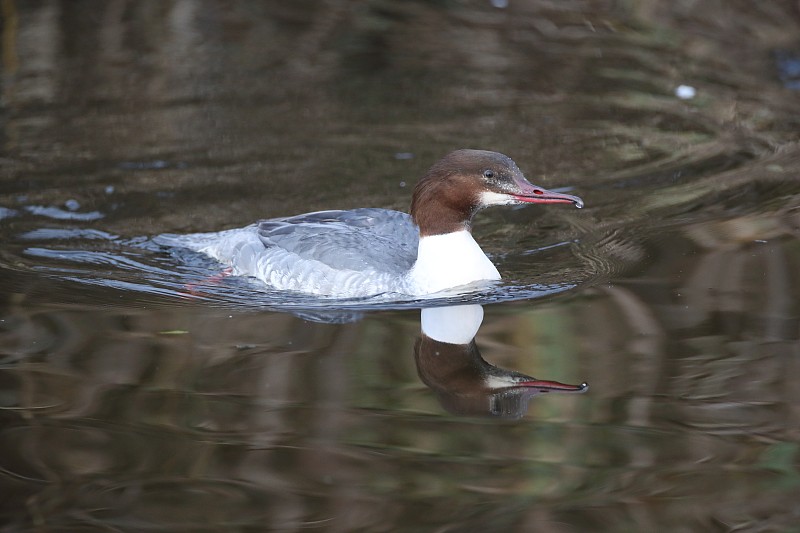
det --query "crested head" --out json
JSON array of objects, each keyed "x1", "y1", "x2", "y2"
[{"x1": 410, "y1": 149, "x2": 583, "y2": 237}]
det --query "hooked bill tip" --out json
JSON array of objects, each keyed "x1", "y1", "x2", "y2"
[{"x1": 574, "y1": 198, "x2": 584, "y2": 209}]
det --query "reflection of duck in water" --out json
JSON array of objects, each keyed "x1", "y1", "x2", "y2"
[{"x1": 415, "y1": 305, "x2": 587, "y2": 419}]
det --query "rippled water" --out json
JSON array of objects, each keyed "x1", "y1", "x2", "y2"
[{"x1": 2, "y1": 1, "x2": 800, "y2": 531}]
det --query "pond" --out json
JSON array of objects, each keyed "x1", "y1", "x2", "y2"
[{"x1": 1, "y1": 1, "x2": 800, "y2": 531}]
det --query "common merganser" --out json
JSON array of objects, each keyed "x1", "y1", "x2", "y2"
[
  {"x1": 161, "y1": 149, "x2": 583, "y2": 297},
  {"x1": 417, "y1": 305, "x2": 588, "y2": 418}
]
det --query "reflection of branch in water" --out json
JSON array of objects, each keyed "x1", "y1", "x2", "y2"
[{"x1": 415, "y1": 305, "x2": 586, "y2": 419}]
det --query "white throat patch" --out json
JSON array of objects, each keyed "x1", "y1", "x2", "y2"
[{"x1": 479, "y1": 191, "x2": 517, "y2": 207}]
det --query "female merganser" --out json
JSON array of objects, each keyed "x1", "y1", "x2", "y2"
[{"x1": 162, "y1": 149, "x2": 583, "y2": 297}]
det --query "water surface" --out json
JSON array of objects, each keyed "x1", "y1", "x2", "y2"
[{"x1": 2, "y1": 1, "x2": 800, "y2": 531}]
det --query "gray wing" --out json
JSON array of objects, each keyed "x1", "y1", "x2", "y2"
[{"x1": 257, "y1": 208, "x2": 419, "y2": 276}]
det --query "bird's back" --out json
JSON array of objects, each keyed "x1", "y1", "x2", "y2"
[{"x1": 258, "y1": 208, "x2": 418, "y2": 276}]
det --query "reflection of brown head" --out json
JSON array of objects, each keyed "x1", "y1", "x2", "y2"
[{"x1": 414, "y1": 334, "x2": 587, "y2": 419}]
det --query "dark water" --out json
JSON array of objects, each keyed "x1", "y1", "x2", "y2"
[{"x1": 2, "y1": 1, "x2": 800, "y2": 531}]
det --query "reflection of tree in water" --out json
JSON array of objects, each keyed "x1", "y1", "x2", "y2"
[{"x1": 563, "y1": 206, "x2": 800, "y2": 530}]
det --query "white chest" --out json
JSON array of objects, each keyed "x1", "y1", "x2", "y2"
[{"x1": 405, "y1": 231, "x2": 501, "y2": 295}]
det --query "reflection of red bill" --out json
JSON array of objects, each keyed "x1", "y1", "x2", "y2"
[{"x1": 516, "y1": 380, "x2": 589, "y2": 392}]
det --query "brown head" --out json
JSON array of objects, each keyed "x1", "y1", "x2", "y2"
[{"x1": 410, "y1": 149, "x2": 583, "y2": 237}]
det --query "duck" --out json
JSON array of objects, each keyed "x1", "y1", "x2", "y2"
[{"x1": 160, "y1": 149, "x2": 583, "y2": 297}]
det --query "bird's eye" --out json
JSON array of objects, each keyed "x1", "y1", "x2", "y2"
[{"x1": 483, "y1": 170, "x2": 495, "y2": 179}]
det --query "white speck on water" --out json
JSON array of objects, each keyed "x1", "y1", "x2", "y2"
[
  {"x1": 754, "y1": 239, "x2": 767, "y2": 243},
  {"x1": 105, "y1": 185, "x2": 115, "y2": 194},
  {"x1": 490, "y1": 0, "x2": 508, "y2": 8},
  {"x1": 394, "y1": 152, "x2": 414, "y2": 160},
  {"x1": 399, "y1": 181, "x2": 407, "y2": 188},
  {"x1": 65, "y1": 199, "x2": 80, "y2": 211},
  {"x1": 675, "y1": 85, "x2": 696, "y2": 99}
]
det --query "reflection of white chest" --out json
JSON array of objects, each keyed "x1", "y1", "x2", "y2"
[
  {"x1": 406, "y1": 230, "x2": 501, "y2": 294},
  {"x1": 421, "y1": 305, "x2": 484, "y2": 344}
]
